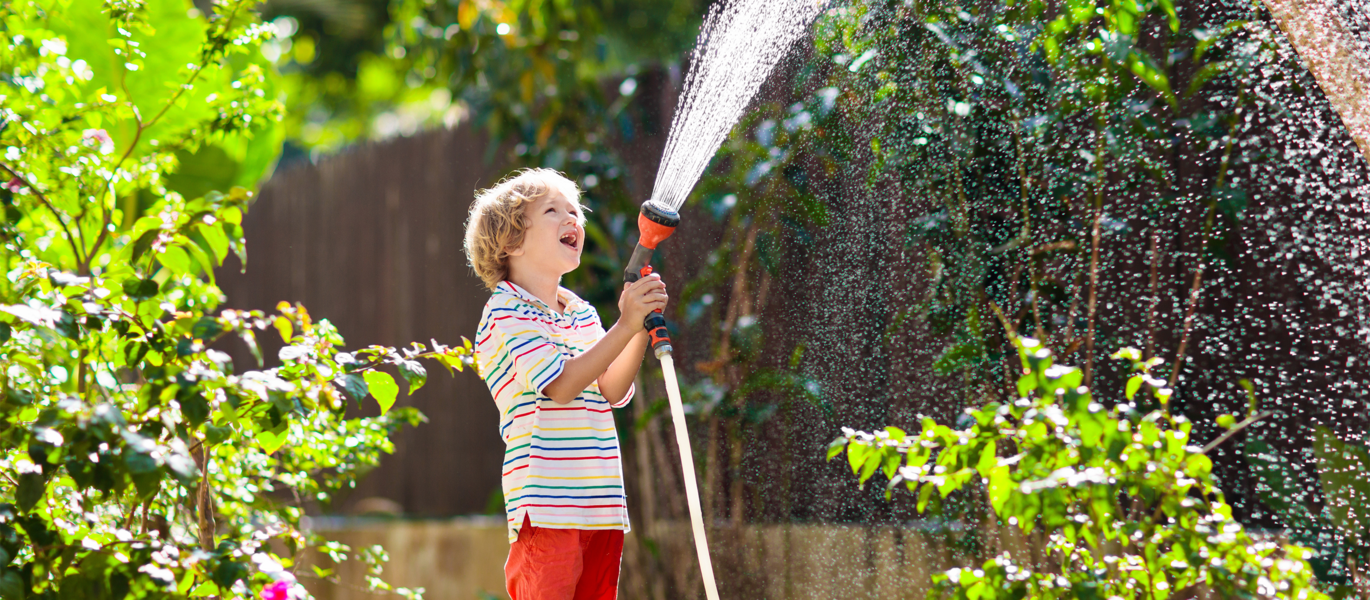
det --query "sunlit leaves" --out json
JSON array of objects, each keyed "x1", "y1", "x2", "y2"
[
  {"x1": 364, "y1": 371, "x2": 399, "y2": 415},
  {"x1": 0, "y1": 2, "x2": 466, "y2": 599},
  {"x1": 830, "y1": 339, "x2": 1328, "y2": 599},
  {"x1": 1312, "y1": 428, "x2": 1370, "y2": 546}
]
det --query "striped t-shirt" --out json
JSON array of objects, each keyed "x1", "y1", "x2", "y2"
[{"x1": 475, "y1": 281, "x2": 633, "y2": 543}]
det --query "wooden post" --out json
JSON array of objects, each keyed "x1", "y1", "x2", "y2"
[{"x1": 1259, "y1": 0, "x2": 1370, "y2": 165}]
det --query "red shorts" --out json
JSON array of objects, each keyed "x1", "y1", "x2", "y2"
[{"x1": 505, "y1": 514, "x2": 624, "y2": 600}]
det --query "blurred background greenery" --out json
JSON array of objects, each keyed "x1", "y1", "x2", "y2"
[{"x1": 256, "y1": 0, "x2": 705, "y2": 157}]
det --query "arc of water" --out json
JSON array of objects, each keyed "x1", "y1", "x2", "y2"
[
  {"x1": 645, "y1": 1, "x2": 831, "y2": 596},
  {"x1": 652, "y1": 0, "x2": 830, "y2": 211}
]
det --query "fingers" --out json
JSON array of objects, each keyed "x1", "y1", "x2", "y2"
[{"x1": 627, "y1": 273, "x2": 665, "y2": 293}]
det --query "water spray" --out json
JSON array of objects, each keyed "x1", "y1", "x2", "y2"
[{"x1": 624, "y1": 200, "x2": 721, "y2": 600}]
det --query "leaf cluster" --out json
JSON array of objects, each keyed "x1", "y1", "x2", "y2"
[
  {"x1": 830, "y1": 338, "x2": 1327, "y2": 599},
  {"x1": 0, "y1": 2, "x2": 472, "y2": 598}
]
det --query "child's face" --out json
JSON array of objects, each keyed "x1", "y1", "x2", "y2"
[{"x1": 508, "y1": 189, "x2": 584, "y2": 277}]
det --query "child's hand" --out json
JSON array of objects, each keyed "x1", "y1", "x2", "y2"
[{"x1": 618, "y1": 274, "x2": 668, "y2": 331}]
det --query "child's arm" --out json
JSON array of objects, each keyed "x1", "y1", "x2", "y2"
[
  {"x1": 541, "y1": 274, "x2": 666, "y2": 405},
  {"x1": 597, "y1": 328, "x2": 649, "y2": 405}
]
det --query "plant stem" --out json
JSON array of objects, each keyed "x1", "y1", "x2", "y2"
[
  {"x1": 1168, "y1": 93, "x2": 1244, "y2": 387},
  {"x1": 1144, "y1": 222, "x2": 1162, "y2": 360},
  {"x1": 1085, "y1": 113, "x2": 1106, "y2": 388},
  {"x1": 1201, "y1": 410, "x2": 1273, "y2": 455},
  {"x1": 82, "y1": 1, "x2": 246, "y2": 275},
  {"x1": 0, "y1": 161, "x2": 84, "y2": 268}
]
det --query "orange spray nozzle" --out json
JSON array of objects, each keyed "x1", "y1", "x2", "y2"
[
  {"x1": 624, "y1": 200, "x2": 680, "y2": 357},
  {"x1": 636, "y1": 200, "x2": 680, "y2": 249},
  {"x1": 624, "y1": 200, "x2": 680, "y2": 284}
]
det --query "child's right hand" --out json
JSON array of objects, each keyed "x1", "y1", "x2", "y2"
[{"x1": 618, "y1": 274, "x2": 668, "y2": 331}]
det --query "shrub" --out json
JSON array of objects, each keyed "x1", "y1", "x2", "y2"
[
  {"x1": 0, "y1": 1, "x2": 470, "y2": 597},
  {"x1": 830, "y1": 338, "x2": 1326, "y2": 599}
]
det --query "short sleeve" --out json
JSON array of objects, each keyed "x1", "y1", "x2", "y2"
[
  {"x1": 483, "y1": 308, "x2": 567, "y2": 397},
  {"x1": 608, "y1": 382, "x2": 635, "y2": 408}
]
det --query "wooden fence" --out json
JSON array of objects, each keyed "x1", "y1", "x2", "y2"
[{"x1": 217, "y1": 126, "x2": 512, "y2": 516}]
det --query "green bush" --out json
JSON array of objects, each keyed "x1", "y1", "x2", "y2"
[
  {"x1": 830, "y1": 338, "x2": 1326, "y2": 599},
  {"x1": 0, "y1": 1, "x2": 470, "y2": 598}
]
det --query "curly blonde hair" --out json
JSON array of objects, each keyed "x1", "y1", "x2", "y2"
[{"x1": 464, "y1": 168, "x2": 586, "y2": 291}]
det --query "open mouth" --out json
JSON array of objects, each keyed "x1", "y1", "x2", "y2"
[{"x1": 560, "y1": 231, "x2": 579, "y2": 250}]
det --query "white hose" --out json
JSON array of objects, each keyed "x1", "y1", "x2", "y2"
[{"x1": 658, "y1": 354, "x2": 721, "y2": 600}]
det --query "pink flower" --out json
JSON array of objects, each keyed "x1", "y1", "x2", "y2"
[
  {"x1": 260, "y1": 581, "x2": 291, "y2": 600},
  {"x1": 82, "y1": 128, "x2": 114, "y2": 154},
  {"x1": 3, "y1": 178, "x2": 21, "y2": 193}
]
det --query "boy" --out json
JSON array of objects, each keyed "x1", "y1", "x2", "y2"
[{"x1": 464, "y1": 168, "x2": 667, "y2": 599}]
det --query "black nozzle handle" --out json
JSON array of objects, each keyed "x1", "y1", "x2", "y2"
[{"x1": 624, "y1": 243, "x2": 655, "y2": 284}]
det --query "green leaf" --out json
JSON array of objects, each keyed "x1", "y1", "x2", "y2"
[
  {"x1": 1127, "y1": 50, "x2": 1178, "y2": 109},
  {"x1": 16, "y1": 473, "x2": 43, "y2": 513},
  {"x1": 130, "y1": 228, "x2": 160, "y2": 265},
  {"x1": 165, "y1": 145, "x2": 240, "y2": 202},
  {"x1": 211, "y1": 559, "x2": 248, "y2": 589},
  {"x1": 55, "y1": 311, "x2": 79, "y2": 339},
  {"x1": 122, "y1": 277, "x2": 159, "y2": 301},
  {"x1": 364, "y1": 371, "x2": 399, "y2": 415},
  {"x1": 976, "y1": 441, "x2": 997, "y2": 477},
  {"x1": 0, "y1": 569, "x2": 23, "y2": 600},
  {"x1": 846, "y1": 441, "x2": 870, "y2": 474},
  {"x1": 881, "y1": 450, "x2": 901, "y2": 481},
  {"x1": 256, "y1": 425, "x2": 289, "y2": 455},
  {"x1": 916, "y1": 480, "x2": 935, "y2": 513},
  {"x1": 196, "y1": 223, "x2": 230, "y2": 264},
  {"x1": 858, "y1": 449, "x2": 882, "y2": 484},
  {"x1": 0, "y1": 323, "x2": 11, "y2": 345},
  {"x1": 1186, "y1": 61, "x2": 1228, "y2": 98},
  {"x1": 273, "y1": 316, "x2": 293, "y2": 343},
  {"x1": 1125, "y1": 374, "x2": 1144, "y2": 401},
  {"x1": 826, "y1": 436, "x2": 847, "y2": 461},
  {"x1": 398, "y1": 359, "x2": 427, "y2": 395},
  {"x1": 1158, "y1": 0, "x2": 1179, "y2": 33},
  {"x1": 181, "y1": 392, "x2": 209, "y2": 428},
  {"x1": 183, "y1": 239, "x2": 216, "y2": 282},
  {"x1": 241, "y1": 330, "x2": 263, "y2": 367},
  {"x1": 1312, "y1": 427, "x2": 1370, "y2": 542},
  {"x1": 165, "y1": 450, "x2": 198, "y2": 484},
  {"x1": 157, "y1": 245, "x2": 192, "y2": 276},
  {"x1": 987, "y1": 465, "x2": 1012, "y2": 515},
  {"x1": 1243, "y1": 439, "x2": 1313, "y2": 525},
  {"x1": 336, "y1": 373, "x2": 370, "y2": 406},
  {"x1": 191, "y1": 317, "x2": 223, "y2": 341}
]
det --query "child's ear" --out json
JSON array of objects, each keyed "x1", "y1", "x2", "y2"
[{"x1": 505, "y1": 244, "x2": 525, "y2": 257}]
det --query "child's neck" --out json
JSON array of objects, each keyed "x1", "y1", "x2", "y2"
[{"x1": 507, "y1": 268, "x2": 565, "y2": 314}]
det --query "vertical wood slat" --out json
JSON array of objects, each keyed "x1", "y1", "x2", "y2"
[{"x1": 217, "y1": 126, "x2": 509, "y2": 516}]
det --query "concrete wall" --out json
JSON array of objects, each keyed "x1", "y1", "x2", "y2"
[{"x1": 298, "y1": 517, "x2": 999, "y2": 600}]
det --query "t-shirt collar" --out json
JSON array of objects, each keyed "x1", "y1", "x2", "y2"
[{"x1": 500, "y1": 280, "x2": 585, "y2": 316}]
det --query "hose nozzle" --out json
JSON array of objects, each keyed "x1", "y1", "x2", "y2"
[
  {"x1": 624, "y1": 200, "x2": 680, "y2": 358},
  {"x1": 625, "y1": 200, "x2": 679, "y2": 283}
]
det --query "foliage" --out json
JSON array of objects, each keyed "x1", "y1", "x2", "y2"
[
  {"x1": 830, "y1": 338, "x2": 1326, "y2": 599},
  {"x1": 0, "y1": 1, "x2": 471, "y2": 598},
  {"x1": 1245, "y1": 426, "x2": 1370, "y2": 592},
  {"x1": 269, "y1": 0, "x2": 705, "y2": 155},
  {"x1": 803, "y1": 0, "x2": 1275, "y2": 388}
]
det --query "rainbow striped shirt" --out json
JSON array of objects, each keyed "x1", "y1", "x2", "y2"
[{"x1": 475, "y1": 281, "x2": 633, "y2": 543}]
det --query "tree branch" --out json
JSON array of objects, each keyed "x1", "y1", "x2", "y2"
[
  {"x1": 1201, "y1": 410, "x2": 1273, "y2": 455},
  {"x1": 0, "y1": 161, "x2": 85, "y2": 268}
]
